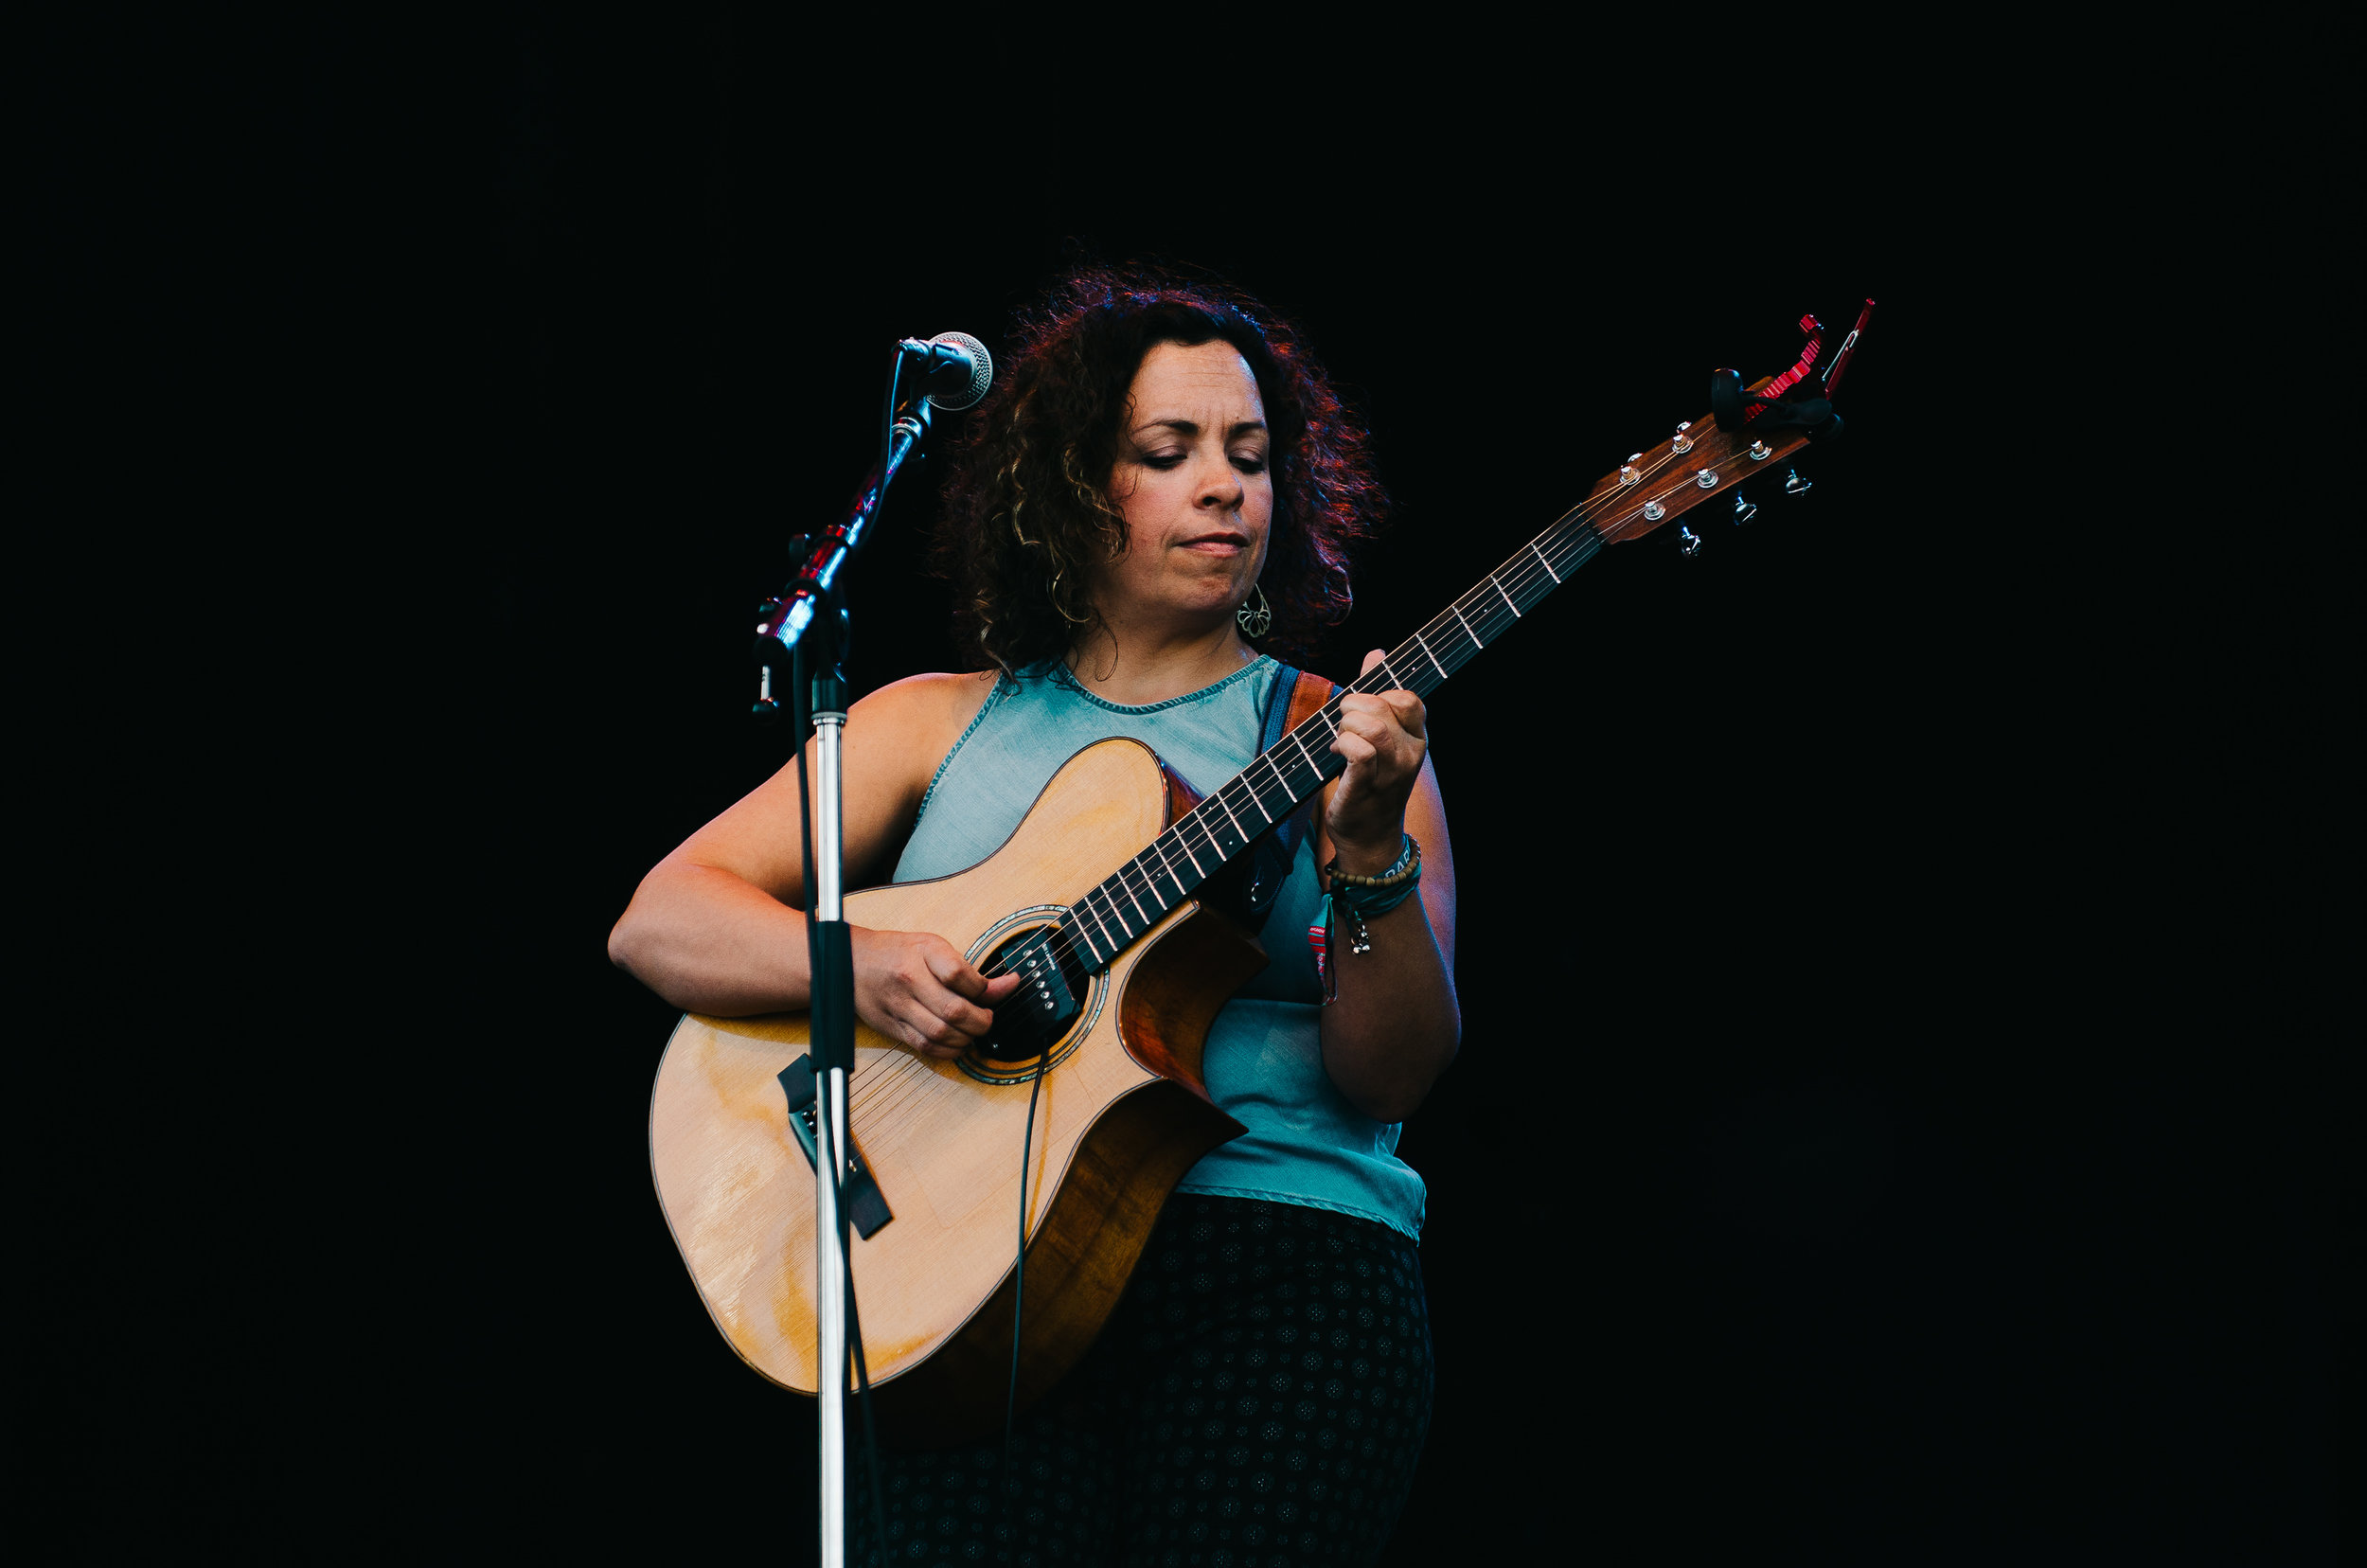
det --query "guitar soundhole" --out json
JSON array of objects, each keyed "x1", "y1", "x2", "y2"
[{"x1": 965, "y1": 924, "x2": 1095, "y2": 1081}]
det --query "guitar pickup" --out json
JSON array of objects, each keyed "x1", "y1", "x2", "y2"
[{"x1": 776, "y1": 1055, "x2": 893, "y2": 1239}]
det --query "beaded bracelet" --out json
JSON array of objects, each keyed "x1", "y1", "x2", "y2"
[
  {"x1": 1309, "y1": 834, "x2": 1422, "y2": 1002},
  {"x1": 1326, "y1": 833, "x2": 1421, "y2": 895}
]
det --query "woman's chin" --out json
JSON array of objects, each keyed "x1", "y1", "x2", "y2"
[{"x1": 1175, "y1": 592, "x2": 1251, "y2": 626}]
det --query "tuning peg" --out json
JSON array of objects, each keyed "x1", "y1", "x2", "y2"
[
  {"x1": 1783, "y1": 468, "x2": 1813, "y2": 497},
  {"x1": 1732, "y1": 492, "x2": 1758, "y2": 526},
  {"x1": 1671, "y1": 420, "x2": 1695, "y2": 454},
  {"x1": 1678, "y1": 526, "x2": 1702, "y2": 558}
]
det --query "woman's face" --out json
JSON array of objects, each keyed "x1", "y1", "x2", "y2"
[{"x1": 1098, "y1": 339, "x2": 1273, "y2": 633}]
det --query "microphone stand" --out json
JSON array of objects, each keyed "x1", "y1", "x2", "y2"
[{"x1": 755, "y1": 392, "x2": 936, "y2": 1568}]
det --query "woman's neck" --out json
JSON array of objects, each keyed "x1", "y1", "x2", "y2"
[{"x1": 1065, "y1": 613, "x2": 1259, "y2": 707}]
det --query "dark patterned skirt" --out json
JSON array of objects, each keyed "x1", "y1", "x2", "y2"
[{"x1": 852, "y1": 1194, "x2": 1434, "y2": 1567}]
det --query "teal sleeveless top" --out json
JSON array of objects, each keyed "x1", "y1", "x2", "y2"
[{"x1": 890, "y1": 656, "x2": 1426, "y2": 1241}]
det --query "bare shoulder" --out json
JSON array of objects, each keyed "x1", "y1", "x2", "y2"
[
  {"x1": 849, "y1": 669, "x2": 1001, "y2": 790},
  {"x1": 853, "y1": 669, "x2": 999, "y2": 743},
  {"x1": 676, "y1": 671, "x2": 999, "y2": 892}
]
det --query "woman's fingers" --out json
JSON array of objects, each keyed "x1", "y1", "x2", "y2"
[
  {"x1": 1332, "y1": 705, "x2": 1423, "y2": 777},
  {"x1": 900, "y1": 1012, "x2": 965, "y2": 1059},
  {"x1": 902, "y1": 968, "x2": 1023, "y2": 1058},
  {"x1": 913, "y1": 943, "x2": 1020, "y2": 1042},
  {"x1": 1352, "y1": 650, "x2": 1427, "y2": 726},
  {"x1": 895, "y1": 989, "x2": 983, "y2": 1056},
  {"x1": 1337, "y1": 692, "x2": 1426, "y2": 743},
  {"x1": 854, "y1": 927, "x2": 1029, "y2": 1058},
  {"x1": 1379, "y1": 689, "x2": 1426, "y2": 739},
  {"x1": 910, "y1": 974, "x2": 996, "y2": 1041},
  {"x1": 1330, "y1": 653, "x2": 1430, "y2": 860},
  {"x1": 926, "y1": 944, "x2": 1023, "y2": 1005}
]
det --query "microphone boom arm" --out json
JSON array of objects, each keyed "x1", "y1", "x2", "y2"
[{"x1": 755, "y1": 399, "x2": 933, "y2": 663}]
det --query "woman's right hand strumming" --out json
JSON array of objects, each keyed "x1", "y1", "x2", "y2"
[{"x1": 851, "y1": 927, "x2": 1021, "y2": 1060}]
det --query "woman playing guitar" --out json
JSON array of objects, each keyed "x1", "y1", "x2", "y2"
[{"x1": 611, "y1": 267, "x2": 1459, "y2": 1565}]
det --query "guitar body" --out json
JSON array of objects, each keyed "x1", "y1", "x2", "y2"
[{"x1": 649, "y1": 737, "x2": 1261, "y2": 1447}]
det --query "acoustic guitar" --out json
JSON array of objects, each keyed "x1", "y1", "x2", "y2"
[{"x1": 650, "y1": 370, "x2": 1838, "y2": 1445}]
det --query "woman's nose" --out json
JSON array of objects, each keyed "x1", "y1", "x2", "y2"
[{"x1": 1198, "y1": 459, "x2": 1244, "y2": 511}]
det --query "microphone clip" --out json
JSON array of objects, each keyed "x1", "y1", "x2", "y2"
[{"x1": 754, "y1": 537, "x2": 852, "y2": 722}]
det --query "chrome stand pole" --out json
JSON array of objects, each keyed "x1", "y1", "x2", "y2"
[
  {"x1": 751, "y1": 393, "x2": 938, "y2": 1568},
  {"x1": 811, "y1": 702, "x2": 850, "y2": 1568}
]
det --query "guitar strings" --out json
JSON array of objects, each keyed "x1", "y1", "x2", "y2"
[
  {"x1": 959, "y1": 489, "x2": 1678, "y2": 987},
  {"x1": 987, "y1": 432, "x2": 1768, "y2": 982},
  {"x1": 855, "y1": 1069, "x2": 954, "y2": 1149},
  {"x1": 834, "y1": 431, "x2": 1778, "y2": 1113},
  {"x1": 850, "y1": 1054, "x2": 934, "y2": 1123},
  {"x1": 982, "y1": 448, "x2": 1685, "y2": 975}
]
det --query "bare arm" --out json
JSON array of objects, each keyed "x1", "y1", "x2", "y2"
[
  {"x1": 1316, "y1": 652, "x2": 1461, "y2": 1124},
  {"x1": 607, "y1": 671, "x2": 1020, "y2": 1053}
]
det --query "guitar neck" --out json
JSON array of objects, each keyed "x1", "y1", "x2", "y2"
[{"x1": 1051, "y1": 410, "x2": 1810, "y2": 971}]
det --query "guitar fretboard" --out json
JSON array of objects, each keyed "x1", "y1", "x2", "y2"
[{"x1": 1046, "y1": 504, "x2": 1614, "y2": 972}]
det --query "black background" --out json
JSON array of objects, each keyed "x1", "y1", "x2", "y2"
[{"x1": 31, "y1": 11, "x2": 2345, "y2": 1564}]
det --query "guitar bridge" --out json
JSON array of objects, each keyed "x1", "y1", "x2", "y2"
[{"x1": 776, "y1": 1055, "x2": 893, "y2": 1239}]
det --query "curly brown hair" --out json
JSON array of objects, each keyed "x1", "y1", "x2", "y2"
[{"x1": 934, "y1": 265, "x2": 1385, "y2": 673}]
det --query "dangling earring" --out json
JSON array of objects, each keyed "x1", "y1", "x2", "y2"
[{"x1": 1237, "y1": 581, "x2": 1272, "y2": 639}]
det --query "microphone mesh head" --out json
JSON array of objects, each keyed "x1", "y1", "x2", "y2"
[{"x1": 926, "y1": 331, "x2": 993, "y2": 411}]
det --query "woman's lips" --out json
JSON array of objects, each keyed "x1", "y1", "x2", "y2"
[{"x1": 1178, "y1": 533, "x2": 1249, "y2": 554}]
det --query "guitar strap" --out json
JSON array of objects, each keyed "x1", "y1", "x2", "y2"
[{"x1": 1238, "y1": 664, "x2": 1335, "y2": 932}]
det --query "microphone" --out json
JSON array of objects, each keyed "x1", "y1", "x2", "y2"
[
  {"x1": 896, "y1": 331, "x2": 993, "y2": 411},
  {"x1": 753, "y1": 332, "x2": 994, "y2": 668}
]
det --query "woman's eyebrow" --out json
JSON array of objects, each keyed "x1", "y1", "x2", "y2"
[{"x1": 1130, "y1": 417, "x2": 1267, "y2": 439}]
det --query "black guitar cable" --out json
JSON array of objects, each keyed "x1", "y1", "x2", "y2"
[
  {"x1": 842, "y1": 1167, "x2": 889, "y2": 1565},
  {"x1": 1000, "y1": 1042, "x2": 1050, "y2": 1551}
]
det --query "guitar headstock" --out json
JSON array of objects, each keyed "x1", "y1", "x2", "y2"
[
  {"x1": 1586, "y1": 389, "x2": 1815, "y2": 552},
  {"x1": 1589, "y1": 302, "x2": 1869, "y2": 554}
]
